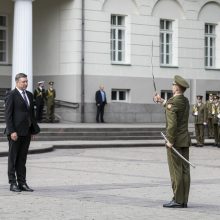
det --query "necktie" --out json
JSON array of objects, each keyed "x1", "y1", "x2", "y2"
[{"x1": 22, "y1": 90, "x2": 29, "y2": 107}]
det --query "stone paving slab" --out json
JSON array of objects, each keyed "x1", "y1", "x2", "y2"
[{"x1": 0, "y1": 146, "x2": 220, "y2": 219}]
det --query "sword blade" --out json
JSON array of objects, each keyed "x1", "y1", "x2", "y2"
[
  {"x1": 151, "y1": 41, "x2": 157, "y2": 93},
  {"x1": 161, "y1": 132, "x2": 196, "y2": 168}
]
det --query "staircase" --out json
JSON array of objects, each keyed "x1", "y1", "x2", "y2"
[
  {"x1": 0, "y1": 99, "x2": 193, "y2": 143},
  {"x1": 0, "y1": 126, "x2": 167, "y2": 142}
]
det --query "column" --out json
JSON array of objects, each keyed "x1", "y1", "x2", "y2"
[
  {"x1": 191, "y1": 79, "x2": 197, "y2": 104},
  {"x1": 12, "y1": 0, "x2": 34, "y2": 91}
]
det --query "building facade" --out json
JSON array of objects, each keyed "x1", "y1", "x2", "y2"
[{"x1": 1, "y1": 0, "x2": 220, "y2": 122}]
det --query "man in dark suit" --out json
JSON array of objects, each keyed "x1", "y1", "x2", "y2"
[
  {"x1": 95, "y1": 85, "x2": 107, "y2": 123},
  {"x1": 5, "y1": 73, "x2": 40, "y2": 192}
]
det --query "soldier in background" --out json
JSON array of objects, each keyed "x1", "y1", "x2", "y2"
[
  {"x1": 45, "y1": 81, "x2": 56, "y2": 123},
  {"x1": 34, "y1": 81, "x2": 45, "y2": 123},
  {"x1": 206, "y1": 93, "x2": 214, "y2": 138},
  {"x1": 192, "y1": 95, "x2": 206, "y2": 147},
  {"x1": 212, "y1": 95, "x2": 220, "y2": 146}
]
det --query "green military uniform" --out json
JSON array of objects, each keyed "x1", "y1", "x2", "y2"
[
  {"x1": 192, "y1": 96, "x2": 206, "y2": 146},
  {"x1": 45, "y1": 81, "x2": 56, "y2": 122},
  {"x1": 206, "y1": 94, "x2": 214, "y2": 138},
  {"x1": 212, "y1": 96, "x2": 220, "y2": 146},
  {"x1": 164, "y1": 75, "x2": 191, "y2": 206}
]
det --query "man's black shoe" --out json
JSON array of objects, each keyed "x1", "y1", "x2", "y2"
[
  {"x1": 10, "y1": 183, "x2": 21, "y2": 192},
  {"x1": 163, "y1": 200, "x2": 185, "y2": 208},
  {"x1": 18, "y1": 183, "x2": 34, "y2": 192},
  {"x1": 183, "y1": 203, "x2": 187, "y2": 208}
]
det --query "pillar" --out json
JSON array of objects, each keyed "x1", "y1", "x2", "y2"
[{"x1": 12, "y1": 0, "x2": 34, "y2": 91}]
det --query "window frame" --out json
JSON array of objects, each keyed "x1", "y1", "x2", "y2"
[
  {"x1": 161, "y1": 90, "x2": 173, "y2": 100},
  {"x1": 205, "y1": 23, "x2": 216, "y2": 68},
  {"x1": 160, "y1": 19, "x2": 173, "y2": 66},
  {"x1": 111, "y1": 89, "x2": 129, "y2": 102},
  {"x1": 110, "y1": 14, "x2": 128, "y2": 64},
  {"x1": 0, "y1": 15, "x2": 8, "y2": 64}
]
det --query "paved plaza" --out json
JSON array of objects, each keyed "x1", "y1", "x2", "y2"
[{"x1": 0, "y1": 145, "x2": 220, "y2": 220}]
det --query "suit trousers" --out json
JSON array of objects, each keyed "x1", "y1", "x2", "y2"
[
  {"x1": 167, "y1": 147, "x2": 190, "y2": 204},
  {"x1": 8, "y1": 134, "x2": 31, "y2": 184},
  {"x1": 96, "y1": 104, "x2": 105, "y2": 122}
]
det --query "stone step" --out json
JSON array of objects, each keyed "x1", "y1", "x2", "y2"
[
  {"x1": 0, "y1": 128, "x2": 166, "y2": 134},
  {"x1": 0, "y1": 135, "x2": 165, "y2": 142},
  {"x1": 1, "y1": 131, "x2": 165, "y2": 137}
]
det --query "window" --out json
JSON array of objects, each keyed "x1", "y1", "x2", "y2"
[
  {"x1": 111, "y1": 89, "x2": 129, "y2": 102},
  {"x1": 0, "y1": 15, "x2": 7, "y2": 63},
  {"x1": 160, "y1": 19, "x2": 173, "y2": 65},
  {"x1": 161, "y1": 90, "x2": 172, "y2": 100},
  {"x1": 205, "y1": 24, "x2": 216, "y2": 68},
  {"x1": 111, "y1": 15, "x2": 126, "y2": 63}
]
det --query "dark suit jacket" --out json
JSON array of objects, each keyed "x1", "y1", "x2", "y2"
[
  {"x1": 5, "y1": 88, "x2": 40, "y2": 136},
  {"x1": 95, "y1": 90, "x2": 107, "y2": 106}
]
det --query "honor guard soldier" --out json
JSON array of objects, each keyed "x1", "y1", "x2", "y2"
[
  {"x1": 34, "y1": 81, "x2": 45, "y2": 122},
  {"x1": 192, "y1": 95, "x2": 207, "y2": 147},
  {"x1": 212, "y1": 95, "x2": 220, "y2": 146},
  {"x1": 45, "y1": 81, "x2": 56, "y2": 123},
  {"x1": 154, "y1": 75, "x2": 191, "y2": 208},
  {"x1": 206, "y1": 93, "x2": 214, "y2": 138}
]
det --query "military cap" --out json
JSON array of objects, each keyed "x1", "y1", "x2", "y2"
[
  {"x1": 196, "y1": 95, "x2": 203, "y2": 100},
  {"x1": 48, "y1": 81, "x2": 54, "y2": 85},
  {"x1": 38, "y1": 81, "x2": 45, "y2": 84},
  {"x1": 209, "y1": 93, "x2": 213, "y2": 96},
  {"x1": 173, "y1": 75, "x2": 189, "y2": 88}
]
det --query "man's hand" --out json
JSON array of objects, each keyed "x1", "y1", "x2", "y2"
[
  {"x1": 153, "y1": 94, "x2": 164, "y2": 104},
  {"x1": 10, "y1": 132, "x2": 18, "y2": 141}
]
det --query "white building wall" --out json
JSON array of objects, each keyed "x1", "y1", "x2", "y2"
[
  {"x1": 1, "y1": 0, "x2": 220, "y2": 122},
  {"x1": 0, "y1": 0, "x2": 13, "y2": 84}
]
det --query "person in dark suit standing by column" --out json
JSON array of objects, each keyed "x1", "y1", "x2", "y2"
[
  {"x1": 5, "y1": 73, "x2": 40, "y2": 192},
  {"x1": 95, "y1": 85, "x2": 107, "y2": 123}
]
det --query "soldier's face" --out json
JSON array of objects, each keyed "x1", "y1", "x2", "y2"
[
  {"x1": 172, "y1": 84, "x2": 177, "y2": 94},
  {"x1": 16, "y1": 77, "x2": 28, "y2": 90}
]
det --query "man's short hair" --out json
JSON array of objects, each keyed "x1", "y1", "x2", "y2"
[{"x1": 15, "y1": 73, "x2": 27, "y2": 82}]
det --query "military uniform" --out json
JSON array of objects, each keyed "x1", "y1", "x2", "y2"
[
  {"x1": 45, "y1": 81, "x2": 56, "y2": 122},
  {"x1": 34, "y1": 81, "x2": 45, "y2": 122},
  {"x1": 212, "y1": 96, "x2": 220, "y2": 146},
  {"x1": 160, "y1": 75, "x2": 191, "y2": 208},
  {"x1": 192, "y1": 96, "x2": 206, "y2": 146},
  {"x1": 206, "y1": 94, "x2": 214, "y2": 138}
]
